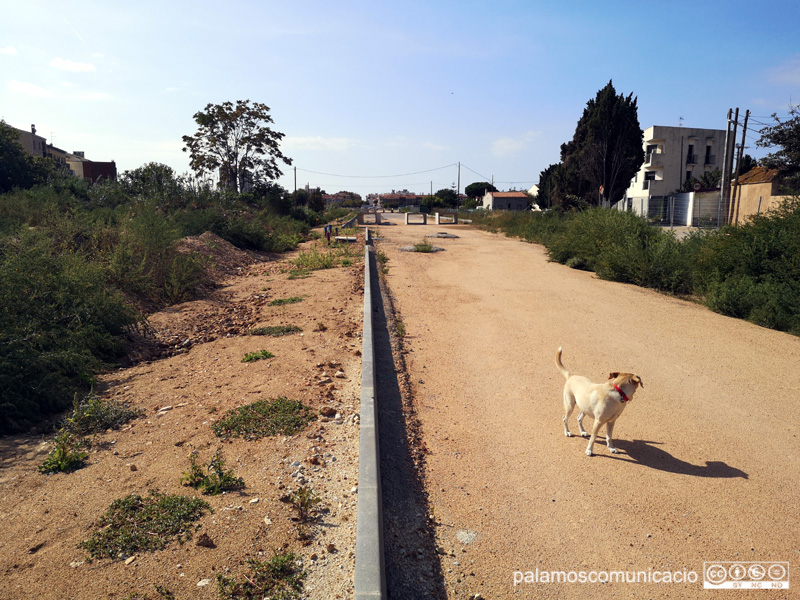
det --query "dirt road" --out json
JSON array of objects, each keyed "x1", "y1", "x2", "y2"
[{"x1": 374, "y1": 213, "x2": 799, "y2": 599}]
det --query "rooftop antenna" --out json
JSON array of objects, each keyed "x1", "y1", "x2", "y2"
[{"x1": 678, "y1": 116, "x2": 684, "y2": 127}]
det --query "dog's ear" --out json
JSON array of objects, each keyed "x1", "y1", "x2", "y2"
[
  {"x1": 608, "y1": 372, "x2": 619, "y2": 380},
  {"x1": 633, "y1": 375, "x2": 644, "y2": 388}
]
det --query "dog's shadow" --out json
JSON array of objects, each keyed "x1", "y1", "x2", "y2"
[{"x1": 605, "y1": 439, "x2": 748, "y2": 479}]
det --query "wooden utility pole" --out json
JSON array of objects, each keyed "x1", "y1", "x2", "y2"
[
  {"x1": 717, "y1": 109, "x2": 733, "y2": 226},
  {"x1": 730, "y1": 109, "x2": 750, "y2": 224}
]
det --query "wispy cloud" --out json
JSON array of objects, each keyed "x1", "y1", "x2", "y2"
[
  {"x1": 491, "y1": 131, "x2": 540, "y2": 157},
  {"x1": 424, "y1": 141, "x2": 447, "y2": 151},
  {"x1": 9, "y1": 80, "x2": 53, "y2": 97},
  {"x1": 284, "y1": 136, "x2": 359, "y2": 152},
  {"x1": 0, "y1": 46, "x2": 18, "y2": 55},
  {"x1": 50, "y1": 57, "x2": 96, "y2": 72},
  {"x1": 766, "y1": 55, "x2": 800, "y2": 86}
]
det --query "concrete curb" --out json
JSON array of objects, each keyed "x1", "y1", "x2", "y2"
[{"x1": 354, "y1": 228, "x2": 387, "y2": 599}]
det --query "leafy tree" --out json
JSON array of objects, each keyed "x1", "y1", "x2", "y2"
[
  {"x1": 307, "y1": 188, "x2": 326, "y2": 213},
  {"x1": 0, "y1": 121, "x2": 61, "y2": 193},
  {"x1": 120, "y1": 162, "x2": 181, "y2": 199},
  {"x1": 536, "y1": 163, "x2": 560, "y2": 209},
  {"x1": 253, "y1": 181, "x2": 293, "y2": 214},
  {"x1": 554, "y1": 81, "x2": 644, "y2": 208},
  {"x1": 465, "y1": 181, "x2": 496, "y2": 199},
  {"x1": 182, "y1": 100, "x2": 292, "y2": 193},
  {"x1": 757, "y1": 104, "x2": 800, "y2": 174},
  {"x1": 736, "y1": 154, "x2": 757, "y2": 176},
  {"x1": 435, "y1": 188, "x2": 458, "y2": 207},
  {"x1": 677, "y1": 169, "x2": 721, "y2": 193}
]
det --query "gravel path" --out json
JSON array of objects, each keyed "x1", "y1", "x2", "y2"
[{"x1": 374, "y1": 213, "x2": 799, "y2": 599}]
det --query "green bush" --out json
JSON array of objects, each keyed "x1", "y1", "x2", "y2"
[
  {"x1": 0, "y1": 232, "x2": 140, "y2": 433},
  {"x1": 38, "y1": 431, "x2": 89, "y2": 474},
  {"x1": 181, "y1": 448, "x2": 245, "y2": 495},
  {"x1": 217, "y1": 553, "x2": 305, "y2": 600},
  {"x1": 212, "y1": 397, "x2": 316, "y2": 441},
  {"x1": 78, "y1": 491, "x2": 211, "y2": 558}
]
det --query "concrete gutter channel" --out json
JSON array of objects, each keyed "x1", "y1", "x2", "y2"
[{"x1": 354, "y1": 227, "x2": 387, "y2": 599}]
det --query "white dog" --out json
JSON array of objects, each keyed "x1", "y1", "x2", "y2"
[{"x1": 556, "y1": 347, "x2": 643, "y2": 456}]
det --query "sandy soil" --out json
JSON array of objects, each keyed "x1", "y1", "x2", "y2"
[
  {"x1": 0, "y1": 231, "x2": 365, "y2": 600},
  {"x1": 373, "y1": 213, "x2": 799, "y2": 599}
]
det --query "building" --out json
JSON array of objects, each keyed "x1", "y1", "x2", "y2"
[
  {"x1": 6, "y1": 122, "x2": 116, "y2": 183},
  {"x1": 11, "y1": 123, "x2": 47, "y2": 157},
  {"x1": 620, "y1": 125, "x2": 727, "y2": 218},
  {"x1": 481, "y1": 190, "x2": 530, "y2": 210},
  {"x1": 728, "y1": 166, "x2": 791, "y2": 224}
]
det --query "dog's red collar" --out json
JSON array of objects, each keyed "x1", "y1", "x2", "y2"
[{"x1": 613, "y1": 384, "x2": 629, "y2": 403}]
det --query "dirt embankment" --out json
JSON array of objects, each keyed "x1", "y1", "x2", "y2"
[{"x1": 0, "y1": 231, "x2": 366, "y2": 600}]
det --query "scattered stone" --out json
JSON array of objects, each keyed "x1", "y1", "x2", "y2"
[
  {"x1": 69, "y1": 560, "x2": 84, "y2": 568},
  {"x1": 326, "y1": 543, "x2": 337, "y2": 553},
  {"x1": 320, "y1": 407, "x2": 337, "y2": 417},
  {"x1": 197, "y1": 579, "x2": 212, "y2": 587},
  {"x1": 196, "y1": 533, "x2": 216, "y2": 548},
  {"x1": 27, "y1": 542, "x2": 45, "y2": 554},
  {"x1": 456, "y1": 530, "x2": 478, "y2": 545},
  {"x1": 334, "y1": 370, "x2": 346, "y2": 378},
  {"x1": 125, "y1": 556, "x2": 136, "y2": 565},
  {"x1": 157, "y1": 405, "x2": 173, "y2": 413},
  {"x1": 263, "y1": 516, "x2": 272, "y2": 526},
  {"x1": 128, "y1": 464, "x2": 137, "y2": 472},
  {"x1": 249, "y1": 497, "x2": 259, "y2": 504}
]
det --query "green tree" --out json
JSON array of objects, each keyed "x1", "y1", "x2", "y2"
[
  {"x1": 554, "y1": 81, "x2": 644, "y2": 208},
  {"x1": 182, "y1": 100, "x2": 292, "y2": 193},
  {"x1": 757, "y1": 105, "x2": 800, "y2": 190},
  {"x1": 120, "y1": 162, "x2": 181, "y2": 199},
  {"x1": 465, "y1": 181, "x2": 496, "y2": 199},
  {"x1": 536, "y1": 163, "x2": 560, "y2": 209},
  {"x1": 435, "y1": 188, "x2": 458, "y2": 207},
  {"x1": 736, "y1": 154, "x2": 757, "y2": 176},
  {"x1": 0, "y1": 121, "x2": 61, "y2": 193},
  {"x1": 307, "y1": 188, "x2": 326, "y2": 213}
]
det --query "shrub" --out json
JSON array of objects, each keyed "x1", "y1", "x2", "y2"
[
  {"x1": 269, "y1": 296, "x2": 304, "y2": 306},
  {"x1": 216, "y1": 553, "x2": 305, "y2": 600},
  {"x1": 212, "y1": 397, "x2": 316, "y2": 441},
  {"x1": 78, "y1": 491, "x2": 211, "y2": 558},
  {"x1": 38, "y1": 431, "x2": 89, "y2": 474},
  {"x1": 181, "y1": 448, "x2": 245, "y2": 495},
  {"x1": 250, "y1": 325, "x2": 302, "y2": 337},
  {"x1": 64, "y1": 392, "x2": 142, "y2": 435},
  {"x1": 242, "y1": 349, "x2": 275, "y2": 362}
]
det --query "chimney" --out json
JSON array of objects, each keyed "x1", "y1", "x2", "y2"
[{"x1": 31, "y1": 124, "x2": 36, "y2": 135}]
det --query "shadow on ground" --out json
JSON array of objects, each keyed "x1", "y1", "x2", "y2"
[
  {"x1": 372, "y1": 255, "x2": 447, "y2": 599},
  {"x1": 607, "y1": 439, "x2": 749, "y2": 478}
]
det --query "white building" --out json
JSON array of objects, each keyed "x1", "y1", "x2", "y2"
[{"x1": 620, "y1": 125, "x2": 727, "y2": 219}]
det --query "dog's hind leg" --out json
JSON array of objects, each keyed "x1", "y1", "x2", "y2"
[
  {"x1": 562, "y1": 391, "x2": 576, "y2": 437},
  {"x1": 576, "y1": 412, "x2": 589, "y2": 437},
  {"x1": 585, "y1": 420, "x2": 604, "y2": 456}
]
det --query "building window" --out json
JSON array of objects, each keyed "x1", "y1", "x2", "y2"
[
  {"x1": 643, "y1": 171, "x2": 656, "y2": 190},
  {"x1": 686, "y1": 144, "x2": 698, "y2": 164},
  {"x1": 686, "y1": 171, "x2": 692, "y2": 182},
  {"x1": 705, "y1": 145, "x2": 714, "y2": 165}
]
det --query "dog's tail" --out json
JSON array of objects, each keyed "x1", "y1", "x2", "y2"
[{"x1": 555, "y1": 347, "x2": 571, "y2": 379}]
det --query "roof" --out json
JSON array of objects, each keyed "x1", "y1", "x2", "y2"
[
  {"x1": 489, "y1": 191, "x2": 529, "y2": 198},
  {"x1": 735, "y1": 166, "x2": 780, "y2": 185}
]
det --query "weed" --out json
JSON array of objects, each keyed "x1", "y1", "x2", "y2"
[
  {"x1": 287, "y1": 269, "x2": 311, "y2": 280},
  {"x1": 269, "y1": 296, "x2": 304, "y2": 306},
  {"x1": 250, "y1": 325, "x2": 302, "y2": 337},
  {"x1": 181, "y1": 448, "x2": 245, "y2": 495},
  {"x1": 212, "y1": 397, "x2": 316, "y2": 441},
  {"x1": 412, "y1": 239, "x2": 435, "y2": 253},
  {"x1": 242, "y1": 349, "x2": 275, "y2": 363},
  {"x1": 65, "y1": 391, "x2": 142, "y2": 435},
  {"x1": 216, "y1": 552, "x2": 305, "y2": 600},
  {"x1": 294, "y1": 246, "x2": 335, "y2": 271},
  {"x1": 39, "y1": 430, "x2": 89, "y2": 474},
  {"x1": 288, "y1": 485, "x2": 321, "y2": 523},
  {"x1": 395, "y1": 320, "x2": 406, "y2": 338},
  {"x1": 78, "y1": 490, "x2": 211, "y2": 558},
  {"x1": 376, "y1": 249, "x2": 389, "y2": 274},
  {"x1": 313, "y1": 322, "x2": 327, "y2": 332}
]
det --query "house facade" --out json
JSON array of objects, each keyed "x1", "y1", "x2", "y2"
[
  {"x1": 12, "y1": 123, "x2": 47, "y2": 157},
  {"x1": 620, "y1": 125, "x2": 727, "y2": 219},
  {"x1": 728, "y1": 166, "x2": 790, "y2": 224},
  {"x1": 481, "y1": 191, "x2": 530, "y2": 210}
]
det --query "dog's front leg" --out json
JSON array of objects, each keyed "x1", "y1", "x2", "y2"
[
  {"x1": 585, "y1": 420, "x2": 603, "y2": 456},
  {"x1": 605, "y1": 421, "x2": 619, "y2": 453}
]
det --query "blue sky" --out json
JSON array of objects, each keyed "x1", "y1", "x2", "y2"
[{"x1": 2, "y1": 0, "x2": 799, "y2": 196}]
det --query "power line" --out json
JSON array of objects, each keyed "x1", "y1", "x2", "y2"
[{"x1": 295, "y1": 163, "x2": 457, "y2": 179}]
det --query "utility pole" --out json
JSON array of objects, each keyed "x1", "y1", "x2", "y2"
[
  {"x1": 717, "y1": 109, "x2": 733, "y2": 227},
  {"x1": 294, "y1": 166, "x2": 297, "y2": 194},
  {"x1": 731, "y1": 109, "x2": 750, "y2": 224},
  {"x1": 457, "y1": 161, "x2": 461, "y2": 211}
]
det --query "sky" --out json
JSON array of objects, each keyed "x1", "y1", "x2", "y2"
[{"x1": 2, "y1": 0, "x2": 799, "y2": 197}]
